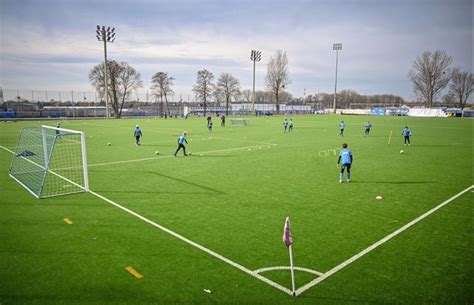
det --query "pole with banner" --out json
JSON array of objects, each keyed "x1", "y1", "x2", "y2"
[{"x1": 283, "y1": 216, "x2": 296, "y2": 297}]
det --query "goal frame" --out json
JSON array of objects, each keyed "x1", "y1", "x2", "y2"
[{"x1": 9, "y1": 125, "x2": 89, "y2": 199}]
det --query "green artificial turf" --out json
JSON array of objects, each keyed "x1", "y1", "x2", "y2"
[{"x1": 0, "y1": 115, "x2": 472, "y2": 305}]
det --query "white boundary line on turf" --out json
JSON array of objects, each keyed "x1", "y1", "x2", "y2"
[
  {"x1": 86, "y1": 144, "x2": 273, "y2": 168},
  {"x1": 0, "y1": 144, "x2": 292, "y2": 296},
  {"x1": 295, "y1": 184, "x2": 474, "y2": 296}
]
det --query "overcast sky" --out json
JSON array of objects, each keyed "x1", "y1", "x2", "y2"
[{"x1": 0, "y1": 0, "x2": 472, "y2": 101}]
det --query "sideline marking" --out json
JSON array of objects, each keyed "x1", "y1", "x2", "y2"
[
  {"x1": 296, "y1": 184, "x2": 474, "y2": 296},
  {"x1": 63, "y1": 218, "x2": 73, "y2": 225},
  {"x1": 388, "y1": 130, "x2": 393, "y2": 145},
  {"x1": 125, "y1": 266, "x2": 144, "y2": 279}
]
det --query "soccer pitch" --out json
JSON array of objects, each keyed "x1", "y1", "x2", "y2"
[{"x1": 0, "y1": 115, "x2": 472, "y2": 304}]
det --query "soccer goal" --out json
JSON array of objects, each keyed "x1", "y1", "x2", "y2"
[
  {"x1": 9, "y1": 125, "x2": 89, "y2": 199},
  {"x1": 231, "y1": 118, "x2": 249, "y2": 126}
]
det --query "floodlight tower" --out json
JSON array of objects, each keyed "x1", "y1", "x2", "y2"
[
  {"x1": 332, "y1": 43, "x2": 342, "y2": 114},
  {"x1": 250, "y1": 50, "x2": 262, "y2": 115},
  {"x1": 96, "y1": 25, "x2": 116, "y2": 119}
]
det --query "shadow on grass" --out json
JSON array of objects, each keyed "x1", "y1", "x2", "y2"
[
  {"x1": 409, "y1": 144, "x2": 450, "y2": 147},
  {"x1": 145, "y1": 171, "x2": 226, "y2": 195},
  {"x1": 93, "y1": 170, "x2": 226, "y2": 195},
  {"x1": 94, "y1": 189, "x2": 216, "y2": 195},
  {"x1": 351, "y1": 180, "x2": 436, "y2": 184}
]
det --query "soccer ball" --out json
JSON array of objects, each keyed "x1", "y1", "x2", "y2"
[
  {"x1": 400, "y1": 150, "x2": 404, "y2": 154},
  {"x1": 155, "y1": 151, "x2": 159, "y2": 155},
  {"x1": 107, "y1": 142, "x2": 111, "y2": 146},
  {"x1": 376, "y1": 195, "x2": 384, "y2": 200}
]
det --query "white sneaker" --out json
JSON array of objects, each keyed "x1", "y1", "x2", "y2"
[{"x1": 339, "y1": 180, "x2": 343, "y2": 183}]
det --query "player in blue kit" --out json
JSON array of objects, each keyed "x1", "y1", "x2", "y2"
[
  {"x1": 401, "y1": 126, "x2": 412, "y2": 146},
  {"x1": 339, "y1": 121, "x2": 345, "y2": 136},
  {"x1": 337, "y1": 143, "x2": 353, "y2": 183},
  {"x1": 364, "y1": 121, "x2": 372, "y2": 137},
  {"x1": 174, "y1": 131, "x2": 188, "y2": 156},
  {"x1": 134, "y1": 124, "x2": 142, "y2": 145}
]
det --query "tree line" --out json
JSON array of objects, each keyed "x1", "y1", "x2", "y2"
[{"x1": 88, "y1": 49, "x2": 473, "y2": 118}]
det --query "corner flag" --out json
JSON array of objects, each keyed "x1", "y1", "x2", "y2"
[
  {"x1": 283, "y1": 217, "x2": 293, "y2": 247},
  {"x1": 282, "y1": 216, "x2": 296, "y2": 296}
]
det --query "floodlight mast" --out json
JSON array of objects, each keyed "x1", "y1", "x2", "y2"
[
  {"x1": 332, "y1": 43, "x2": 342, "y2": 114},
  {"x1": 250, "y1": 50, "x2": 262, "y2": 115},
  {"x1": 96, "y1": 25, "x2": 116, "y2": 119}
]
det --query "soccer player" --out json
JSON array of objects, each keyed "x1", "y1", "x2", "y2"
[
  {"x1": 134, "y1": 124, "x2": 142, "y2": 145},
  {"x1": 174, "y1": 131, "x2": 188, "y2": 156},
  {"x1": 288, "y1": 119, "x2": 294, "y2": 132},
  {"x1": 401, "y1": 126, "x2": 412, "y2": 146},
  {"x1": 337, "y1": 143, "x2": 353, "y2": 183},
  {"x1": 208, "y1": 119, "x2": 213, "y2": 132},
  {"x1": 221, "y1": 115, "x2": 226, "y2": 127},
  {"x1": 364, "y1": 121, "x2": 372, "y2": 137},
  {"x1": 55, "y1": 122, "x2": 61, "y2": 138},
  {"x1": 283, "y1": 118, "x2": 288, "y2": 132},
  {"x1": 339, "y1": 121, "x2": 345, "y2": 136}
]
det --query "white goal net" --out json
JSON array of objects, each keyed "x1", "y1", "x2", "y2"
[{"x1": 9, "y1": 125, "x2": 89, "y2": 198}]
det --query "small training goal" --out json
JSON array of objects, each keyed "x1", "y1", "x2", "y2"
[
  {"x1": 9, "y1": 125, "x2": 89, "y2": 199},
  {"x1": 231, "y1": 118, "x2": 250, "y2": 126}
]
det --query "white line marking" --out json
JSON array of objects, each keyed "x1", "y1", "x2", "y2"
[
  {"x1": 388, "y1": 130, "x2": 393, "y2": 145},
  {"x1": 87, "y1": 144, "x2": 271, "y2": 168},
  {"x1": 254, "y1": 266, "x2": 324, "y2": 277},
  {"x1": 296, "y1": 184, "x2": 474, "y2": 296},
  {"x1": 0, "y1": 144, "x2": 292, "y2": 296}
]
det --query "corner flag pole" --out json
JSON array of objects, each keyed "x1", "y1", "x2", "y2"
[
  {"x1": 283, "y1": 216, "x2": 296, "y2": 297},
  {"x1": 288, "y1": 244, "x2": 296, "y2": 297}
]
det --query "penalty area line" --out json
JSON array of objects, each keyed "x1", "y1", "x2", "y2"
[{"x1": 296, "y1": 184, "x2": 474, "y2": 296}]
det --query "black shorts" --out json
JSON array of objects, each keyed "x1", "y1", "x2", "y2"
[{"x1": 341, "y1": 163, "x2": 351, "y2": 170}]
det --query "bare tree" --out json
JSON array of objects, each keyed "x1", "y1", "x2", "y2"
[
  {"x1": 241, "y1": 89, "x2": 252, "y2": 102},
  {"x1": 193, "y1": 69, "x2": 214, "y2": 115},
  {"x1": 265, "y1": 50, "x2": 290, "y2": 114},
  {"x1": 89, "y1": 60, "x2": 143, "y2": 118},
  {"x1": 409, "y1": 50, "x2": 452, "y2": 107},
  {"x1": 216, "y1": 73, "x2": 241, "y2": 115},
  {"x1": 151, "y1": 72, "x2": 174, "y2": 116},
  {"x1": 447, "y1": 67, "x2": 473, "y2": 110}
]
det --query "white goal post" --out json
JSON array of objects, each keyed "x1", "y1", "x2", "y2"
[{"x1": 9, "y1": 125, "x2": 89, "y2": 199}]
